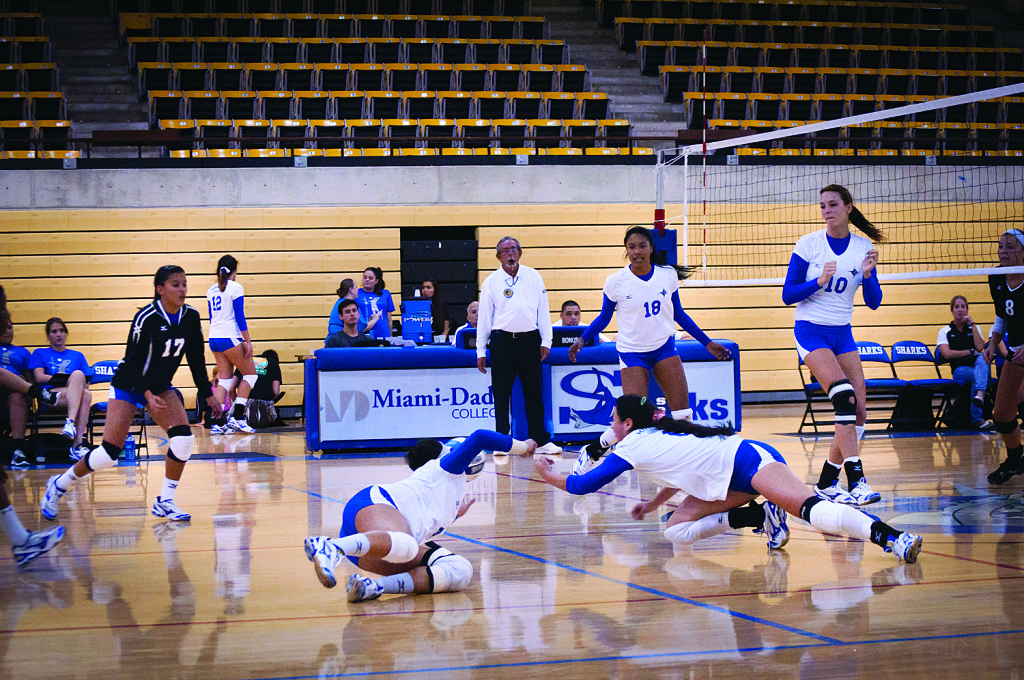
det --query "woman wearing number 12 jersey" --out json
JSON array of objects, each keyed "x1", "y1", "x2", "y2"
[{"x1": 783, "y1": 184, "x2": 884, "y2": 507}]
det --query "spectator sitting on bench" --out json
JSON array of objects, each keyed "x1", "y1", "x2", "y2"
[
  {"x1": 450, "y1": 301, "x2": 479, "y2": 346},
  {"x1": 29, "y1": 318, "x2": 92, "y2": 459},
  {"x1": 326, "y1": 299, "x2": 375, "y2": 348},
  {"x1": 937, "y1": 295, "x2": 992, "y2": 430},
  {"x1": 0, "y1": 318, "x2": 31, "y2": 468}
]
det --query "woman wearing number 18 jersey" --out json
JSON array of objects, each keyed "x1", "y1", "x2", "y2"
[{"x1": 783, "y1": 184, "x2": 884, "y2": 507}]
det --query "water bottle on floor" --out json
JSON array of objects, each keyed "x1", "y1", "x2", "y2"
[{"x1": 123, "y1": 434, "x2": 135, "y2": 464}]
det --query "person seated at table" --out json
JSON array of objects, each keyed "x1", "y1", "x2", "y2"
[
  {"x1": 938, "y1": 296, "x2": 992, "y2": 429},
  {"x1": 450, "y1": 301, "x2": 479, "y2": 346},
  {"x1": 29, "y1": 317, "x2": 92, "y2": 459},
  {"x1": 326, "y1": 299, "x2": 376, "y2": 348},
  {"x1": 559, "y1": 300, "x2": 583, "y2": 326},
  {"x1": 422, "y1": 280, "x2": 451, "y2": 343}
]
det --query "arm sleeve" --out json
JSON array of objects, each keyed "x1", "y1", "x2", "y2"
[
  {"x1": 579, "y1": 295, "x2": 616, "y2": 344},
  {"x1": 782, "y1": 254, "x2": 821, "y2": 306},
  {"x1": 564, "y1": 453, "x2": 634, "y2": 495},
  {"x1": 476, "y1": 283, "x2": 493, "y2": 360},
  {"x1": 184, "y1": 313, "x2": 214, "y2": 399},
  {"x1": 671, "y1": 292, "x2": 712, "y2": 346},
  {"x1": 861, "y1": 272, "x2": 882, "y2": 309},
  {"x1": 439, "y1": 430, "x2": 513, "y2": 474},
  {"x1": 232, "y1": 295, "x2": 248, "y2": 332}
]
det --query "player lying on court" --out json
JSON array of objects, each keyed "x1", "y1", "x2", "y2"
[
  {"x1": 304, "y1": 430, "x2": 537, "y2": 602},
  {"x1": 534, "y1": 395, "x2": 923, "y2": 563}
]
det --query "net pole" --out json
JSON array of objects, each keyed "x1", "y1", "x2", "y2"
[{"x1": 654, "y1": 149, "x2": 665, "y2": 233}]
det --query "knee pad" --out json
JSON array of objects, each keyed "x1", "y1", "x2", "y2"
[
  {"x1": 828, "y1": 379, "x2": 857, "y2": 425},
  {"x1": 383, "y1": 531, "x2": 420, "y2": 563},
  {"x1": 427, "y1": 552, "x2": 473, "y2": 593},
  {"x1": 241, "y1": 374, "x2": 258, "y2": 389},
  {"x1": 167, "y1": 425, "x2": 194, "y2": 463},
  {"x1": 598, "y1": 426, "x2": 619, "y2": 449},
  {"x1": 799, "y1": 496, "x2": 823, "y2": 523},
  {"x1": 994, "y1": 418, "x2": 1019, "y2": 434},
  {"x1": 663, "y1": 521, "x2": 699, "y2": 544},
  {"x1": 671, "y1": 408, "x2": 693, "y2": 421},
  {"x1": 86, "y1": 441, "x2": 122, "y2": 473}
]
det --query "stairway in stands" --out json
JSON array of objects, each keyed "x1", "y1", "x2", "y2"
[
  {"x1": 534, "y1": 0, "x2": 684, "y2": 150},
  {"x1": 41, "y1": 0, "x2": 149, "y2": 157}
]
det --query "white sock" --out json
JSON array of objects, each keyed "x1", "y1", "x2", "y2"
[
  {"x1": 56, "y1": 467, "x2": 81, "y2": 492},
  {"x1": 378, "y1": 572, "x2": 415, "y2": 595},
  {"x1": 161, "y1": 477, "x2": 179, "y2": 502},
  {"x1": 0, "y1": 505, "x2": 30, "y2": 546},
  {"x1": 331, "y1": 533, "x2": 371, "y2": 557}
]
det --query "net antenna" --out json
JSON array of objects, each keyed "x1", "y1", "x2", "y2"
[{"x1": 654, "y1": 83, "x2": 1024, "y2": 286}]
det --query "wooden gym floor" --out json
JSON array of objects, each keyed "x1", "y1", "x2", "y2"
[{"x1": 2, "y1": 404, "x2": 1023, "y2": 679}]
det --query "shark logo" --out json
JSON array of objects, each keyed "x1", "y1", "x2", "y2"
[{"x1": 559, "y1": 367, "x2": 620, "y2": 429}]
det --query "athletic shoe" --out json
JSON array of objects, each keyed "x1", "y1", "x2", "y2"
[
  {"x1": 534, "y1": 442, "x2": 562, "y2": 456},
  {"x1": 814, "y1": 480, "x2": 856, "y2": 505},
  {"x1": 12, "y1": 526, "x2": 65, "y2": 567},
  {"x1": 886, "y1": 531, "x2": 923, "y2": 563},
  {"x1": 987, "y1": 456, "x2": 1024, "y2": 485},
  {"x1": 210, "y1": 423, "x2": 230, "y2": 435},
  {"x1": 227, "y1": 417, "x2": 255, "y2": 434},
  {"x1": 151, "y1": 497, "x2": 191, "y2": 522},
  {"x1": 571, "y1": 448, "x2": 596, "y2": 476},
  {"x1": 40, "y1": 475, "x2": 66, "y2": 521},
  {"x1": 313, "y1": 541, "x2": 341, "y2": 588},
  {"x1": 304, "y1": 535, "x2": 329, "y2": 562},
  {"x1": 61, "y1": 419, "x2": 76, "y2": 440},
  {"x1": 69, "y1": 443, "x2": 90, "y2": 462},
  {"x1": 11, "y1": 449, "x2": 30, "y2": 470},
  {"x1": 975, "y1": 420, "x2": 994, "y2": 430},
  {"x1": 346, "y1": 573, "x2": 384, "y2": 602},
  {"x1": 761, "y1": 501, "x2": 790, "y2": 550},
  {"x1": 28, "y1": 383, "x2": 58, "y2": 407},
  {"x1": 848, "y1": 479, "x2": 882, "y2": 506}
]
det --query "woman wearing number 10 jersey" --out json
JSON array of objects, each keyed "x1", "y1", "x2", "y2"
[{"x1": 783, "y1": 184, "x2": 884, "y2": 507}]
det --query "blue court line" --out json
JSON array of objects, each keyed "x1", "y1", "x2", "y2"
[
  {"x1": 447, "y1": 532, "x2": 842, "y2": 644},
  {"x1": 248, "y1": 628, "x2": 1024, "y2": 680},
  {"x1": 285, "y1": 485, "x2": 348, "y2": 504}
]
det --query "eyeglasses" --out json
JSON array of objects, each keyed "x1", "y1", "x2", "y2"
[{"x1": 498, "y1": 247, "x2": 520, "y2": 255}]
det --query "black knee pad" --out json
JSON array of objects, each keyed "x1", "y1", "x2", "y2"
[
  {"x1": 799, "y1": 496, "x2": 822, "y2": 523},
  {"x1": 994, "y1": 418, "x2": 1019, "y2": 434},
  {"x1": 827, "y1": 379, "x2": 857, "y2": 425}
]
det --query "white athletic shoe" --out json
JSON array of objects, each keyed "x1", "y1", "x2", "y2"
[
  {"x1": 346, "y1": 573, "x2": 384, "y2": 602},
  {"x1": 11, "y1": 448, "x2": 30, "y2": 470},
  {"x1": 761, "y1": 502, "x2": 790, "y2": 550},
  {"x1": 304, "y1": 535, "x2": 329, "y2": 562},
  {"x1": 61, "y1": 419, "x2": 76, "y2": 440},
  {"x1": 210, "y1": 423, "x2": 230, "y2": 435},
  {"x1": 814, "y1": 480, "x2": 856, "y2": 505},
  {"x1": 848, "y1": 479, "x2": 882, "y2": 506},
  {"x1": 227, "y1": 417, "x2": 255, "y2": 434},
  {"x1": 313, "y1": 540, "x2": 341, "y2": 589},
  {"x1": 151, "y1": 497, "x2": 191, "y2": 522},
  {"x1": 12, "y1": 526, "x2": 65, "y2": 567},
  {"x1": 69, "y1": 443, "x2": 90, "y2": 462},
  {"x1": 534, "y1": 442, "x2": 562, "y2": 456},
  {"x1": 40, "y1": 475, "x2": 66, "y2": 521},
  {"x1": 886, "y1": 532, "x2": 923, "y2": 563},
  {"x1": 571, "y1": 448, "x2": 596, "y2": 476}
]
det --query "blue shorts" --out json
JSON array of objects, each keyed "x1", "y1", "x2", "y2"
[
  {"x1": 209, "y1": 337, "x2": 241, "y2": 353},
  {"x1": 340, "y1": 485, "x2": 398, "y2": 566},
  {"x1": 794, "y1": 321, "x2": 857, "y2": 361},
  {"x1": 728, "y1": 440, "x2": 787, "y2": 495},
  {"x1": 618, "y1": 336, "x2": 678, "y2": 370},
  {"x1": 107, "y1": 385, "x2": 169, "y2": 409}
]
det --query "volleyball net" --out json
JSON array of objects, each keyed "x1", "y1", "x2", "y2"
[{"x1": 655, "y1": 83, "x2": 1024, "y2": 286}]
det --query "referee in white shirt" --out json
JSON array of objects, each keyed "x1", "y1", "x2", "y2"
[{"x1": 477, "y1": 237, "x2": 562, "y2": 456}]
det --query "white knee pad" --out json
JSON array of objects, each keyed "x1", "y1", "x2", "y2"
[
  {"x1": 809, "y1": 500, "x2": 872, "y2": 540},
  {"x1": 241, "y1": 374, "x2": 258, "y2": 389},
  {"x1": 383, "y1": 531, "x2": 420, "y2": 563},
  {"x1": 86, "y1": 444, "x2": 118, "y2": 473},
  {"x1": 427, "y1": 553, "x2": 473, "y2": 593},
  {"x1": 663, "y1": 513, "x2": 730, "y2": 544},
  {"x1": 672, "y1": 408, "x2": 693, "y2": 421},
  {"x1": 168, "y1": 433, "x2": 195, "y2": 463}
]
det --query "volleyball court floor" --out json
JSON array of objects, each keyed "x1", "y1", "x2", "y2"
[{"x1": 2, "y1": 404, "x2": 1023, "y2": 679}]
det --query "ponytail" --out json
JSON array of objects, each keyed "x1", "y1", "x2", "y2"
[
  {"x1": 216, "y1": 254, "x2": 238, "y2": 292},
  {"x1": 655, "y1": 418, "x2": 735, "y2": 438},
  {"x1": 615, "y1": 394, "x2": 733, "y2": 438},
  {"x1": 821, "y1": 184, "x2": 886, "y2": 243}
]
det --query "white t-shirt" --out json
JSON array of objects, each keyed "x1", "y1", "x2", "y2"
[
  {"x1": 207, "y1": 280, "x2": 245, "y2": 340},
  {"x1": 603, "y1": 265, "x2": 680, "y2": 353},
  {"x1": 476, "y1": 263, "x2": 553, "y2": 359},
  {"x1": 612, "y1": 428, "x2": 743, "y2": 502},
  {"x1": 792, "y1": 229, "x2": 873, "y2": 326},
  {"x1": 379, "y1": 458, "x2": 466, "y2": 544}
]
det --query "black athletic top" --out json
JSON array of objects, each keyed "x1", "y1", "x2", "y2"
[
  {"x1": 111, "y1": 300, "x2": 213, "y2": 399},
  {"x1": 989, "y1": 273, "x2": 1024, "y2": 348}
]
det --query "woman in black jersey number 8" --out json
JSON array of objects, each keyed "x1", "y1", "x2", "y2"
[{"x1": 983, "y1": 229, "x2": 1024, "y2": 484}]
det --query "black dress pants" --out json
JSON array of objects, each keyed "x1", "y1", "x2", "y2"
[{"x1": 488, "y1": 329, "x2": 550, "y2": 444}]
